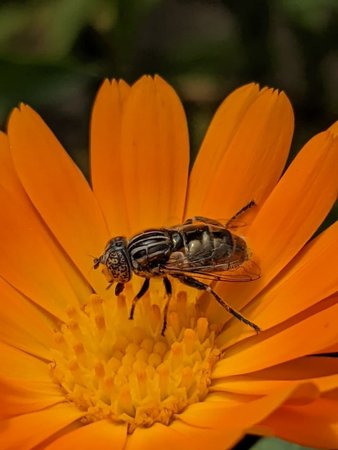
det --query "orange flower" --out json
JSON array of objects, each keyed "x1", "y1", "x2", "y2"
[{"x1": 0, "y1": 75, "x2": 337, "y2": 450}]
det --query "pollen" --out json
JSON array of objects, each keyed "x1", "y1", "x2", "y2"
[{"x1": 49, "y1": 282, "x2": 220, "y2": 432}]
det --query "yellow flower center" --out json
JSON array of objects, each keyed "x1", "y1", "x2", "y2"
[{"x1": 49, "y1": 281, "x2": 220, "y2": 433}]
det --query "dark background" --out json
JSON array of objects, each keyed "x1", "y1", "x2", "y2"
[
  {"x1": 0, "y1": 1, "x2": 336, "y2": 448},
  {"x1": 0, "y1": 0, "x2": 337, "y2": 171},
  {"x1": 1, "y1": 0, "x2": 336, "y2": 228}
]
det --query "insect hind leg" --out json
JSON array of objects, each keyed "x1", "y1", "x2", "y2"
[
  {"x1": 225, "y1": 200, "x2": 256, "y2": 228},
  {"x1": 184, "y1": 202, "x2": 256, "y2": 229},
  {"x1": 172, "y1": 274, "x2": 260, "y2": 334}
]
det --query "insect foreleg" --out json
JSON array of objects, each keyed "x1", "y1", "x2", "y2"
[
  {"x1": 172, "y1": 274, "x2": 260, "y2": 334},
  {"x1": 161, "y1": 277, "x2": 172, "y2": 336},
  {"x1": 115, "y1": 282, "x2": 125, "y2": 296},
  {"x1": 129, "y1": 278, "x2": 150, "y2": 320}
]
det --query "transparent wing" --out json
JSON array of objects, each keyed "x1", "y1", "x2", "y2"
[
  {"x1": 178, "y1": 201, "x2": 256, "y2": 231},
  {"x1": 163, "y1": 259, "x2": 260, "y2": 283}
]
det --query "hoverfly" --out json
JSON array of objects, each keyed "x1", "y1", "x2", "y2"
[{"x1": 94, "y1": 201, "x2": 260, "y2": 335}]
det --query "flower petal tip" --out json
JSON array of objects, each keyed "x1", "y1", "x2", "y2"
[
  {"x1": 101, "y1": 78, "x2": 111, "y2": 88},
  {"x1": 329, "y1": 121, "x2": 338, "y2": 138},
  {"x1": 7, "y1": 106, "x2": 21, "y2": 132},
  {"x1": 154, "y1": 74, "x2": 167, "y2": 85}
]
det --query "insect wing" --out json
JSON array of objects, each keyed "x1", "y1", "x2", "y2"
[
  {"x1": 192, "y1": 260, "x2": 260, "y2": 282},
  {"x1": 163, "y1": 259, "x2": 260, "y2": 283}
]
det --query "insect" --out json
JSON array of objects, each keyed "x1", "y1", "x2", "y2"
[{"x1": 94, "y1": 202, "x2": 261, "y2": 335}]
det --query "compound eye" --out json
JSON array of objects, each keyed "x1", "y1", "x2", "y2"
[{"x1": 106, "y1": 250, "x2": 131, "y2": 283}]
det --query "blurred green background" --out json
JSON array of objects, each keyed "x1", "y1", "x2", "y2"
[
  {"x1": 0, "y1": 1, "x2": 336, "y2": 449},
  {"x1": 0, "y1": 0, "x2": 337, "y2": 169},
  {"x1": 1, "y1": 0, "x2": 336, "y2": 227}
]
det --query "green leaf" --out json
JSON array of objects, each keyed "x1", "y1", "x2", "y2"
[{"x1": 252, "y1": 437, "x2": 315, "y2": 450}]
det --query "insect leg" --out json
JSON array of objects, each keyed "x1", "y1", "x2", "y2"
[
  {"x1": 161, "y1": 276, "x2": 172, "y2": 336},
  {"x1": 184, "y1": 216, "x2": 224, "y2": 227},
  {"x1": 172, "y1": 274, "x2": 260, "y2": 333},
  {"x1": 115, "y1": 282, "x2": 125, "y2": 296},
  {"x1": 129, "y1": 278, "x2": 150, "y2": 320},
  {"x1": 225, "y1": 200, "x2": 256, "y2": 227}
]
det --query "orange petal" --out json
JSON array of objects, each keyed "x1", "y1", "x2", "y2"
[
  {"x1": 247, "y1": 125, "x2": 338, "y2": 294},
  {"x1": 213, "y1": 296, "x2": 338, "y2": 377},
  {"x1": 0, "y1": 342, "x2": 51, "y2": 379},
  {"x1": 177, "y1": 385, "x2": 298, "y2": 430},
  {"x1": 0, "y1": 404, "x2": 83, "y2": 450},
  {"x1": 0, "y1": 277, "x2": 54, "y2": 359},
  {"x1": 0, "y1": 132, "x2": 21, "y2": 196},
  {"x1": 186, "y1": 83, "x2": 294, "y2": 219},
  {"x1": 120, "y1": 75, "x2": 189, "y2": 233},
  {"x1": 211, "y1": 124, "x2": 338, "y2": 329},
  {"x1": 7, "y1": 105, "x2": 109, "y2": 289},
  {"x1": 127, "y1": 420, "x2": 242, "y2": 450},
  {"x1": 317, "y1": 343, "x2": 338, "y2": 354},
  {"x1": 45, "y1": 421, "x2": 127, "y2": 450},
  {"x1": 0, "y1": 376, "x2": 64, "y2": 419},
  {"x1": 212, "y1": 356, "x2": 338, "y2": 396},
  {"x1": 0, "y1": 132, "x2": 93, "y2": 304},
  {"x1": 0, "y1": 182, "x2": 80, "y2": 320},
  {"x1": 256, "y1": 397, "x2": 338, "y2": 448},
  {"x1": 0, "y1": 342, "x2": 65, "y2": 419},
  {"x1": 220, "y1": 220, "x2": 338, "y2": 343},
  {"x1": 90, "y1": 79, "x2": 131, "y2": 235},
  {"x1": 330, "y1": 120, "x2": 338, "y2": 136}
]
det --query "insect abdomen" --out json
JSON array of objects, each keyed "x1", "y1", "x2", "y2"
[{"x1": 177, "y1": 224, "x2": 248, "y2": 269}]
